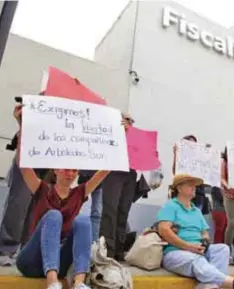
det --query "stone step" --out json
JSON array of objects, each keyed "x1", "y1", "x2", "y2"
[{"x1": 2, "y1": 265, "x2": 234, "y2": 289}]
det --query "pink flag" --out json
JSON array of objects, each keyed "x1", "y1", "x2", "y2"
[
  {"x1": 126, "y1": 126, "x2": 160, "y2": 171},
  {"x1": 45, "y1": 66, "x2": 107, "y2": 105}
]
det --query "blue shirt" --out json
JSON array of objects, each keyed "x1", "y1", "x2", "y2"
[{"x1": 156, "y1": 198, "x2": 209, "y2": 254}]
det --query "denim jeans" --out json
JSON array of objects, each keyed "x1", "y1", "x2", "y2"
[
  {"x1": 91, "y1": 188, "x2": 103, "y2": 242},
  {"x1": 163, "y1": 244, "x2": 229, "y2": 288},
  {"x1": 16, "y1": 210, "x2": 92, "y2": 278}
]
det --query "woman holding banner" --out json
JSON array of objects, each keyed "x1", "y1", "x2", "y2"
[
  {"x1": 221, "y1": 147, "x2": 234, "y2": 264},
  {"x1": 13, "y1": 104, "x2": 110, "y2": 289}
]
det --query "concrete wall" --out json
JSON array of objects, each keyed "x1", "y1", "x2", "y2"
[
  {"x1": 0, "y1": 34, "x2": 129, "y2": 177},
  {"x1": 127, "y1": 1, "x2": 234, "y2": 204},
  {"x1": 95, "y1": 1, "x2": 137, "y2": 71}
]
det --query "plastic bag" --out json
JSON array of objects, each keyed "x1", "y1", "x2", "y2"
[{"x1": 149, "y1": 168, "x2": 164, "y2": 190}]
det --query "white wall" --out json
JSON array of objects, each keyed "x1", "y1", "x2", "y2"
[
  {"x1": 0, "y1": 34, "x2": 129, "y2": 177},
  {"x1": 127, "y1": 1, "x2": 234, "y2": 204},
  {"x1": 95, "y1": 1, "x2": 137, "y2": 71}
]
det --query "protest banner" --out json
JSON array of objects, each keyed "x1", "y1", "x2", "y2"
[
  {"x1": 20, "y1": 95, "x2": 129, "y2": 171},
  {"x1": 176, "y1": 140, "x2": 221, "y2": 187},
  {"x1": 227, "y1": 142, "x2": 234, "y2": 187},
  {"x1": 126, "y1": 126, "x2": 160, "y2": 171},
  {"x1": 45, "y1": 66, "x2": 106, "y2": 105}
]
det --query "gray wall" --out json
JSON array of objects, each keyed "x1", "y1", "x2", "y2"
[
  {"x1": 95, "y1": 1, "x2": 137, "y2": 71},
  {"x1": 0, "y1": 34, "x2": 129, "y2": 177},
  {"x1": 129, "y1": 1, "x2": 234, "y2": 204},
  {"x1": 95, "y1": 0, "x2": 234, "y2": 205}
]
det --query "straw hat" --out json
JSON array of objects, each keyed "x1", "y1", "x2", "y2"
[{"x1": 170, "y1": 174, "x2": 203, "y2": 189}]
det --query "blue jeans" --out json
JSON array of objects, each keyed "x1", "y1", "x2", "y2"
[
  {"x1": 91, "y1": 188, "x2": 103, "y2": 242},
  {"x1": 163, "y1": 244, "x2": 229, "y2": 287},
  {"x1": 16, "y1": 210, "x2": 92, "y2": 278}
]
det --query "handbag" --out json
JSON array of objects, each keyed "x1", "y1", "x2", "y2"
[
  {"x1": 133, "y1": 174, "x2": 150, "y2": 203},
  {"x1": 125, "y1": 232, "x2": 167, "y2": 270}
]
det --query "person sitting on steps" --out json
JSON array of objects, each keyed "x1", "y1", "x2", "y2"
[
  {"x1": 156, "y1": 174, "x2": 234, "y2": 289},
  {"x1": 13, "y1": 104, "x2": 110, "y2": 289}
]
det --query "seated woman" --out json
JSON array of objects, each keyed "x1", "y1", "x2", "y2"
[
  {"x1": 13, "y1": 105, "x2": 110, "y2": 289},
  {"x1": 156, "y1": 174, "x2": 233, "y2": 289}
]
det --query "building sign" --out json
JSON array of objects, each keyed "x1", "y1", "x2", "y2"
[{"x1": 162, "y1": 6, "x2": 234, "y2": 59}]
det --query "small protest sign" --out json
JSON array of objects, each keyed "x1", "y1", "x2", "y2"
[
  {"x1": 126, "y1": 126, "x2": 160, "y2": 171},
  {"x1": 20, "y1": 95, "x2": 129, "y2": 171},
  {"x1": 176, "y1": 140, "x2": 221, "y2": 187}
]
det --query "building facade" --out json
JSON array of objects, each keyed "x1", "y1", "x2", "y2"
[
  {"x1": 0, "y1": 0, "x2": 234, "y2": 212},
  {"x1": 95, "y1": 0, "x2": 234, "y2": 206},
  {"x1": 0, "y1": 0, "x2": 229, "y2": 232}
]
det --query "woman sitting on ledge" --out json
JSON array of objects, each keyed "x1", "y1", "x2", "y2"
[
  {"x1": 13, "y1": 105, "x2": 110, "y2": 289},
  {"x1": 156, "y1": 174, "x2": 234, "y2": 289}
]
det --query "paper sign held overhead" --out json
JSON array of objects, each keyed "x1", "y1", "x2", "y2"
[
  {"x1": 45, "y1": 66, "x2": 107, "y2": 105},
  {"x1": 20, "y1": 95, "x2": 129, "y2": 171},
  {"x1": 126, "y1": 126, "x2": 160, "y2": 171},
  {"x1": 176, "y1": 140, "x2": 221, "y2": 187}
]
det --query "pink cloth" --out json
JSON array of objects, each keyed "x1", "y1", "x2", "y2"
[{"x1": 126, "y1": 126, "x2": 160, "y2": 170}]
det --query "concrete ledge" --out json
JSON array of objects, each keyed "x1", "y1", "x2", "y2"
[
  {"x1": 0, "y1": 274, "x2": 196, "y2": 289},
  {"x1": 1, "y1": 265, "x2": 234, "y2": 289}
]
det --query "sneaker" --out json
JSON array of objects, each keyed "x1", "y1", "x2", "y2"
[
  {"x1": 47, "y1": 282, "x2": 62, "y2": 289},
  {"x1": 73, "y1": 284, "x2": 90, "y2": 289}
]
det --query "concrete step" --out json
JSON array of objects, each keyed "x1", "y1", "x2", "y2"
[
  {"x1": 0, "y1": 275, "x2": 197, "y2": 289},
  {"x1": 2, "y1": 264, "x2": 234, "y2": 289}
]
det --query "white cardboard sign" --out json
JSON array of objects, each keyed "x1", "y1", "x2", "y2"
[
  {"x1": 20, "y1": 95, "x2": 129, "y2": 171},
  {"x1": 176, "y1": 140, "x2": 221, "y2": 187}
]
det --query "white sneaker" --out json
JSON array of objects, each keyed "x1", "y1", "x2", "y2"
[
  {"x1": 73, "y1": 283, "x2": 90, "y2": 289},
  {"x1": 47, "y1": 282, "x2": 63, "y2": 289}
]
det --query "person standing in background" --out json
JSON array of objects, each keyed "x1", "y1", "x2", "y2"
[
  {"x1": 100, "y1": 114, "x2": 137, "y2": 261},
  {"x1": 221, "y1": 147, "x2": 234, "y2": 264},
  {"x1": 211, "y1": 186, "x2": 227, "y2": 244},
  {"x1": 78, "y1": 171, "x2": 103, "y2": 243}
]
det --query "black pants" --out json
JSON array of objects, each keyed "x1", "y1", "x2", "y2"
[
  {"x1": 0, "y1": 159, "x2": 32, "y2": 255},
  {"x1": 100, "y1": 170, "x2": 137, "y2": 257}
]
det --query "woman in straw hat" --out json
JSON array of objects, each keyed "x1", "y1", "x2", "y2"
[{"x1": 156, "y1": 174, "x2": 233, "y2": 289}]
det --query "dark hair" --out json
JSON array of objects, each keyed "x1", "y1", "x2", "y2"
[
  {"x1": 183, "y1": 135, "x2": 197, "y2": 142},
  {"x1": 222, "y1": 146, "x2": 228, "y2": 162},
  {"x1": 169, "y1": 186, "x2": 179, "y2": 198},
  {"x1": 44, "y1": 170, "x2": 56, "y2": 184}
]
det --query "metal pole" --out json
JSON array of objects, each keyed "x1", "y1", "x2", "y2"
[{"x1": 0, "y1": 1, "x2": 18, "y2": 67}]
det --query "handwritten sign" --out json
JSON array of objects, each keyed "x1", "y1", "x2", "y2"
[
  {"x1": 45, "y1": 66, "x2": 106, "y2": 105},
  {"x1": 227, "y1": 142, "x2": 234, "y2": 187},
  {"x1": 126, "y1": 126, "x2": 160, "y2": 171},
  {"x1": 176, "y1": 140, "x2": 221, "y2": 187},
  {"x1": 20, "y1": 95, "x2": 129, "y2": 171}
]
